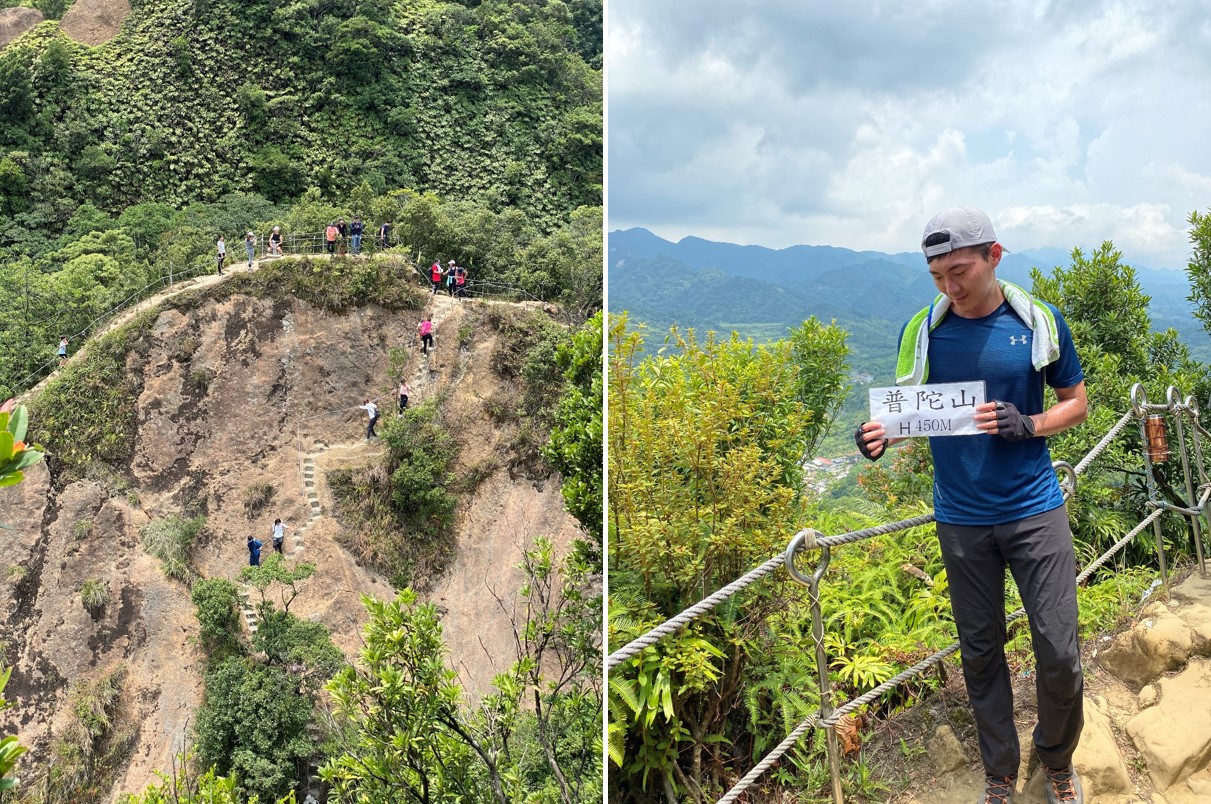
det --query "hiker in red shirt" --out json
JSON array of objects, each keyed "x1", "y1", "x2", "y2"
[
  {"x1": 430, "y1": 261, "x2": 445, "y2": 295},
  {"x1": 325, "y1": 223, "x2": 338, "y2": 256}
]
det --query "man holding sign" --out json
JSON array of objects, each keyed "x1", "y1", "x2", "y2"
[{"x1": 855, "y1": 207, "x2": 1088, "y2": 804}]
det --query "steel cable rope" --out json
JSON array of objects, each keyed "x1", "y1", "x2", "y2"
[
  {"x1": 12, "y1": 262, "x2": 213, "y2": 393},
  {"x1": 609, "y1": 407, "x2": 1144, "y2": 671},
  {"x1": 605, "y1": 513, "x2": 937, "y2": 671},
  {"x1": 607, "y1": 406, "x2": 1182, "y2": 804},
  {"x1": 716, "y1": 716, "x2": 822, "y2": 804}
]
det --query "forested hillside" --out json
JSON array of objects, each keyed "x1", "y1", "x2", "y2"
[
  {"x1": 609, "y1": 227, "x2": 1211, "y2": 370},
  {"x1": 0, "y1": 1, "x2": 603, "y2": 802},
  {"x1": 0, "y1": 0, "x2": 602, "y2": 400},
  {"x1": 0, "y1": 0, "x2": 601, "y2": 230}
]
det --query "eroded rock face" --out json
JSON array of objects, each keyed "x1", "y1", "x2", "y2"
[
  {"x1": 0, "y1": 289, "x2": 583, "y2": 799},
  {"x1": 0, "y1": 6, "x2": 43, "y2": 48},
  {"x1": 1072, "y1": 695, "x2": 1133, "y2": 799},
  {"x1": 59, "y1": 0, "x2": 130, "y2": 46},
  {"x1": 1095, "y1": 603, "x2": 1196, "y2": 686},
  {"x1": 1125, "y1": 657, "x2": 1211, "y2": 791}
]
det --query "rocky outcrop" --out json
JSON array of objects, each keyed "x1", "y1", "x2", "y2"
[
  {"x1": 60, "y1": 0, "x2": 130, "y2": 46},
  {"x1": 891, "y1": 571, "x2": 1211, "y2": 803},
  {"x1": 0, "y1": 6, "x2": 42, "y2": 48},
  {"x1": 0, "y1": 264, "x2": 582, "y2": 800}
]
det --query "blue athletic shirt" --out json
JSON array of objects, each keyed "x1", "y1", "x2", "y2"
[{"x1": 912, "y1": 300, "x2": 1084, "y2": 525}]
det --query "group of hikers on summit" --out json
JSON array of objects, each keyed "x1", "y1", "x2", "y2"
[
  {"x1": 429, "y1": 258, "x2": 469, "y2": 297},
  {"x1": 214, "y1": 219, "x2": 396, "y2": 270}
]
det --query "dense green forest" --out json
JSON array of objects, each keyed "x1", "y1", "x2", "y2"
[
  {"x1": 0, "y1": 0, "x2": 602, "y2": 398},
  {"x1": 0, "y1": 0, "x2": 601, "y2": 228},
  {"x1": 608, "y1": 240, "x2": 1211, "y2": 801}
]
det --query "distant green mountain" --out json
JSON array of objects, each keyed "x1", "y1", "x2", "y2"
[{"x1": 609, "y1": 228, "x2": 1211, "y2": 373}]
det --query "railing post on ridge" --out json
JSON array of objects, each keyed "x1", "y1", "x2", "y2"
[
  {"x1": 1168, "y1": 386, "x2": 1208, "y2": 576},
  {"x1": 1133, "y1": 384, "x2": 1171, "y2": 587},
  {"x1": 786, "y1": 530, "x2": 844, "y2": 804}
]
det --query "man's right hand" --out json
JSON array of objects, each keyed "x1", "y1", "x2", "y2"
[{"x1": 854, "y1": 422, "x2": 888, "y2": 461}]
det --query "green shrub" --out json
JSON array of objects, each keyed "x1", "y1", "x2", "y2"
[
  {"x1": 6, "y1": 565, "x2": 26, "y2": 583},
  {"x1": 252, "y1": 610, "x2": 344, "y2": 691},
  {"x1": 81, "y1": 579, "x2": 109, "y2": 614},
  {"x1": 45, "y1": 665, "x2": 135, "y2": 802},
  {"x1": 328, "y1": 401, "x2": 460, "y2": 589},
  {"x1": 194, "y1": 657, "x2": 313, "y2": 802},
  {"x1": 188, "y1": 369, "x2": 213, "y2": 392},
  {"x1": 72, "y1": 519, "x2": 93, "y2": 541},
  {"x1": 140, "y1": 515, "x2": 206, "y2": 581},
  {"x1": 190, "y1": 577, "x2": 244, "y2": 660}
]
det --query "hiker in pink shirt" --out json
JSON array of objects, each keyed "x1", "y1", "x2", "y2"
[{"x1": 417, "y1": 315, "x2": 434, "y2": 355}]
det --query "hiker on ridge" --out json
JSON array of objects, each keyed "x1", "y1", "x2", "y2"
[
  {"x1": 216, "y1": 234, "x2": 226, "y2": 275},
  {"x1": 430, "y1": 260, "x2": 445, "y2": 294},
  {"x1": 417, "y1": 315, "x2": 434, "y2": 356},
  {"x1": 325, "y1": 222, "x2": 338, "y2": 256},
  {"x1": 359, "y1": 398, "x2": 380, "y2": 440},
  {"x1": 271, "y1": 518, "x2": 286, "y2": 554}
]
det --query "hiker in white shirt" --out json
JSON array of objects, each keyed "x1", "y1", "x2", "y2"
[{"x1": 359, "y1": 399, "x2": 379, "y2": 440}]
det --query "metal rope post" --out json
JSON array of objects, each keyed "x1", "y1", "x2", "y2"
[
  {"x1": 787, "y1": 530, "x2": 843, "y2": 804},
  {"x1": 1168, "y1": 386, "x2": 1207, "y2": 576},
  {"x1": 1133, "y1": 385, "x2": 1170, "y2": 586}
]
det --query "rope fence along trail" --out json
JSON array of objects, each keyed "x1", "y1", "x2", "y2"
[
  {"x1": 607, "y1": 383, "x2": 1211, "y2": 804},
  {"x1": 10, "y1": 232, "x2": 553, "y2": 403}
]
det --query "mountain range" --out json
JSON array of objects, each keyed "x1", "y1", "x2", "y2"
[{"x1": 608, "y1": 227, "x2": 1208, "y2": 379}]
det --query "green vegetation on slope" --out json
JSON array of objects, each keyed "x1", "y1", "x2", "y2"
[{"x1": 0, "y1": 0, "x2": 600, "y2": 231}]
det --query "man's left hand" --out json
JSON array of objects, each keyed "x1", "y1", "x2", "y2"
[{"x1": 983, "y1": 400, "x2": 1036, "y2": 441}]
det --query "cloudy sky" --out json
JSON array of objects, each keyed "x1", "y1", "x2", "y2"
[{"x1": 607, "y1": 1, "x2": 1211, "y2": 270}]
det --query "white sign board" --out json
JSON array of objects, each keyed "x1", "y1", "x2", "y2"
[{"x1": 868, "y1": 381, "x2": 987, "y2": 438}]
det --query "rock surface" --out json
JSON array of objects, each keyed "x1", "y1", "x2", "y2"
[
  {"x1": 60, "y1": 0, "x2": 130, "y2": 46},
  {"x1": 0, "y1": 263, "x2": 583, "y2": 800},
  {"x1": 0, "y1": 6, "x2": 42, "y2": 48},
  {"x1": 881, "y1": 569, "x2": 1211, "y2": 803}
]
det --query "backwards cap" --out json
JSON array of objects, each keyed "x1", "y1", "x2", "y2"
[{"x1": 921, "y1": 206, "x2": 997, "y2": 258}]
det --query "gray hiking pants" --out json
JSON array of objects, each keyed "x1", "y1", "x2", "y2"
[{"x1": 936, "y1": 504, "x2": 1083, "y2": 777}]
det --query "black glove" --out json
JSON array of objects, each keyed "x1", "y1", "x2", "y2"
[
  {"x1": 854, "y1": 423, "x2": 887, "y2": 461},
  {"x1": 992, "y1": 400, "x2": 1036, "y2": 442}
]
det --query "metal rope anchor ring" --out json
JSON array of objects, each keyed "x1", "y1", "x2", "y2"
[
  {"x1": 1130, "y1": 383, "x2": 1149, "y2": 418},
  {"x1": 784, "y1": 529, "x2": 826, "y2": 586},
  {"x1": 1053, "y1": 460, "x2": 1077, "y2": 498}
]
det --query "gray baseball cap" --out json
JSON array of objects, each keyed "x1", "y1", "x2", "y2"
[{"x1": 921, "y1": 206, "x2": 997, "y2": 258}]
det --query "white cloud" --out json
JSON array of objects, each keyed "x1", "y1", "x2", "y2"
[{"x1": 609, "y1": 0, "x2": 1211, "y2": 268}]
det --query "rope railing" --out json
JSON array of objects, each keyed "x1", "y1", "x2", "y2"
[
  {"x1": 8, "y1": 234, "x2": 555, "y2": 402},
  {"x1": 609, "y1": 385, "x2": 1211, "y2": 804},
  {"x1": 604, "y1": 513, "x2": 937, "y2": 671}
]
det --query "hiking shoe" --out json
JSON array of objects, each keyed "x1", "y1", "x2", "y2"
[
  {"x1": 1044, "y1": 765, "x2": 1083, "y2": 803},
  {"x1": 977, "y1": 774, "x2": 1015, "y2": 804}
]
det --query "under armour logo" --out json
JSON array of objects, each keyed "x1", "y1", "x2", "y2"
[{"x1": 1010, "y1": 335, "x2": 1029, "y2": 346}]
